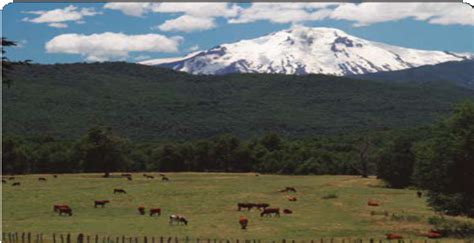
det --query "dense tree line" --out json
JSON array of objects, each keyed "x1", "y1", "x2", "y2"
[
  {"x1": 3, "y1": 101, "x2": 473, "y2": 217},
  {"x1": 2, "y1": 131, "x2": 372, "y2": 175}
]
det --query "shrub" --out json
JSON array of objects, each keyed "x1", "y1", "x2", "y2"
[{"x1": 428, "y1": 216, "x2": 474, "y2": 237}]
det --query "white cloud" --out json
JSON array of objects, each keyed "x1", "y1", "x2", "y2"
[
  {"x1": 187, "y1": 45, "x2": 200, "y2": 52},
  {"x1": 45, "y1": 32, "x2": 182, "y2": 62},
  {"x1": 49, "y1": 23, "x2": 68, "y2": 28},
  {"x1": 23, "y1": 5, "x2": 100, "y2": 28},
  {"x1": 228, "y1": 3, "x2": 338, "y2": 24},
  {"x1": 134, "y1": 55, "x2": 151, "y2": 61},
  {"x1": 103, "y1": 3, "x2": 154, "y2": 17},
  {"x1": 329, "y1": 3, "x2": 474, "y2": 26},
  {"x1": 228, "y1": 3, "x2": 473, "y2": 27},
  {"x1": 151, "y1": 3, "x2": 240, "y2": 18},
  {"x1": 157, "y1": 15, "x2": 216, "y2": 32}
]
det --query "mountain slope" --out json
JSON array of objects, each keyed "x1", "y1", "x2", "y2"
[
  {"x1": 4, "y1": 62, "x2": 474, "y2": 141},
  {"x1": 140, "y1": 26, "x2": 472, "y2": 76},
  {"x1": 350, "y1": 60, "x2": 474, "y2": 89}
]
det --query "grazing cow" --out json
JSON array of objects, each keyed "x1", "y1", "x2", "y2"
[
  {"x1": 283, "y1": 209, "x2": 293, "y2": 214},
  {"x1": 8, "y1": 177, "x2": 15, "y2": 180},
  {"x1": 2, "y1": 180, "x2": 6, "y2": 184},
  {"x1": 12, "y1": 182, "x2": 20, "y2": 186},
  {"x1": 422, "y1": 230, "x2": 442, "y2": 239},
  {"x1": 254, "y1": 203, "x2": 270, "y2": 211},
  {"x1": 386, "y1": 234, "x2": 403, "y2": 240},
  {"x1": 94, "y1": 200, "x2": 110, "y2": 208},
  {"x1": 417, "y1": 191, "x2": 423, "y2": 198},
  {"x1": 138, "y1": 206, "x2": 145, "y2": 215},
  {"x1": 260, "y1": 208, "x2": 280, "y2": 217},
  {"x1": 113, "y1": 189, "x2": 127, "y2": 194},
  {"x1": 169, "y1": 215, "x2": 188, "y2": 225},
  {"x1": 162, "y1": 176, "x2": 169, "y2": 181},
  {"x1": 237, "y1": 203, "x2": 255, "y2": 211},
  {"x1": 53, "y1": 175, "x2": 58, "y2": 178},
  {"x1": 57, "y1": 206, "x2": 72, "y2": 216},
  {"x1": 287, "y1": 196, "x2": 297, "y2": 202},
  {"x1": 239, "y1": 216, "x2": 248, "y2": 229},
  {"x1": 53, "y1": 204, "x2": 70, "y2": 212},
  {"x1": 38, "y1": 177, "x2": 47, "y2": 182},
  {"x1": 146, "y1": 175, "x2": 154, "y2": 179},
  {"x1": 127, "y1": 176, "x2": 132, "y2": 181},
  {"x1": 149, "y1": 208, "x2": 161, "y2": 216},
  {"x1": 368, "y1": 200, "x2": 380, "y2": 207}
]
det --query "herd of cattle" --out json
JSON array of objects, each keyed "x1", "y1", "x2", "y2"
[{"x1": 3, "y1": 174, "x2": 444, "y2": 239}]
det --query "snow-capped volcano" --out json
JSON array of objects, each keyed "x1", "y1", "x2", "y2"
[{"x1": 139, "y1": 26, "x2": 472, "y2": 76}]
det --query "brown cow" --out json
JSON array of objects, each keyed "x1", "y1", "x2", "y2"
[
  {"x1": 149, "y1": 208, "x2": 161, "y2": 216},
  {"x1": 260, "y1": 208, "x2": 280, "y2": 217},
  {"x1": 386, "y1": 234, "x2": 402, "y2": 240},
  {"x1": 146, "y1": 175, "x2": 154, "y2": 179},
  {"x1": 239, "y1": 216, "x2": 248, "y2": 229},
  {"x1": 38, "y1": 177, "x2": 47, "y2": 182},
  {"x1": 287, "y1": 196, "x2": 297, "y2": 202},
  {"x1": 53, "y1": 175, "x2": 58, "y2": 178},
  {"x1": 12, "y1": 182, "x2": 20, "y2": 186},
  {"x1": 417, "y1": 191, "x2": 423, "y2": 198},
  {"x1": 57, "y1": 207, "x2": 73, "y2": 216},
  {"x1": 283, "y1": 209, "x2": 293, "y2": 214},
  {"x1": 94, "y1": 200, "x2": 110, "y2": 208},
  {"x1": 138, "y1": 206, "x2": 146, "y2": 215},
  {"x1": 368, "y1": 200, "x2": 380, "y2": 207},
  {"x1": 8, "y1": 177, "x2": 15, "y2": 180},
  {"x1": 53, "y1": 204, "x2": 70, "y2": 212},
  {"x1": 162, "y1": 176, "x2": 169, "y2": 181},
  {"x1": 113, "y1": 189, "x2": 127, "y2": 194},
  {"x1": 237, "y1": 203, "x2": 255, "y2": 211}
]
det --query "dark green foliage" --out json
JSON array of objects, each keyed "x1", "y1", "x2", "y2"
[
  {"x1": 3, "y1": 62, "x2": 474, "y2": 140},
  {"x1": 375, "y1": 134, "x2": 417, "y2": 188},
  {"x1": 428, "y1": 216, "x2": 474, "y2": 237},
  {"x1": 74, "y1": 126, "x2": 130, "y2": 174},
  {"x1": 414, "y1": 101, "x2": 474, "y2": 217}
]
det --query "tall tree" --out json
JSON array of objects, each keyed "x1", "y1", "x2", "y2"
[
  {"x1": 74, "y1": 127, "x2": 130, "y2": 177},
  {"x1": 2, "y1": 38, "x2": 17, "y2": 88},
  {"x1": 413, "y1": 101, "x2": 474, "y2": 217}
]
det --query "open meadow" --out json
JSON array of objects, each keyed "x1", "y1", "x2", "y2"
[{"x1": 2, "y1": 173, "x2": 473, "y2": 242}]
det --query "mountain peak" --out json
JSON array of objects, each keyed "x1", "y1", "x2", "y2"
[{"x1": 140, "y1": 27, "x2": 472, "y2": 76}]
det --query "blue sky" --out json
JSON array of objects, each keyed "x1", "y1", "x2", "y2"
[{"x1": 2, "y1": 3, "x2": 473, "y2": 64}]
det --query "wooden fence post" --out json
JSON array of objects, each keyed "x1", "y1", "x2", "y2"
[
  {"x1": 144, "y1": 237, "x2": 148, "y2": 243},
  {"x1": 160, "y1": 237, "x2": 163, "y2": 243},
  {"x1": 77, "y1": 234, "x2": 84, "y2": 243},
  {"x1": 175, "y1": 237, "x2": 178, "y2": 243},
  {"x1": 87, "y1": 236, "x2": 90, "y2": 243},
  {"x1": 94, "y1": 235, "x2": 98, "y2": 243}
]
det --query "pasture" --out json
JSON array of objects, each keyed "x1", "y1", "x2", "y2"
[{"x1": 2, "y1": 173, "x2": 472, "y2": 241}]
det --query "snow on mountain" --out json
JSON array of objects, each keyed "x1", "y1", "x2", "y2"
[{"x1": 139, "y1": 26, "x2": 473, "y2": 76}]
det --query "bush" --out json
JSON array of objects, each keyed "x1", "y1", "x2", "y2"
[{"x1": 428, "y1": 216, "x2": 474, "y2": 237}]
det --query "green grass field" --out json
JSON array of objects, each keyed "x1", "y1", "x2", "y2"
[{"x1": 2, "y1": 173, "x2": 473, "y2": 241}]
